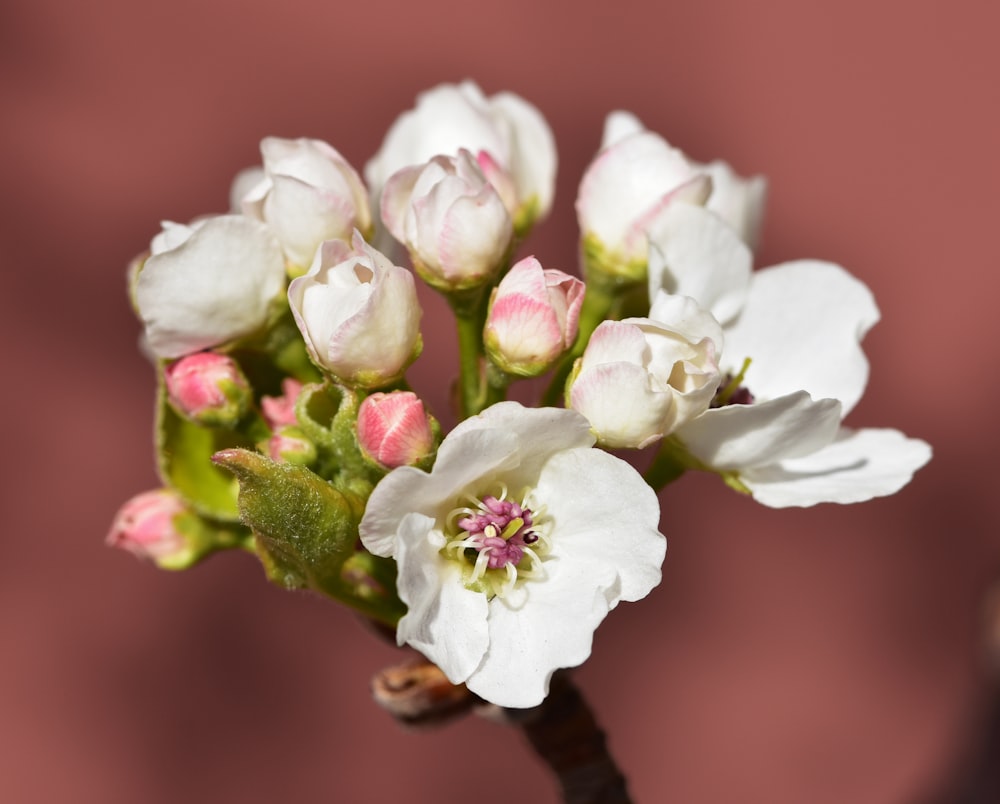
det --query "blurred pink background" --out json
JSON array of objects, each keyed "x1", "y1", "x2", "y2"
[{"x1": 2, "y1": 0, "x2": 998, "y2": 801}]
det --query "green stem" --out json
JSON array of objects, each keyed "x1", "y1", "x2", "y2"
[
  {"x1": 449, "y1": 288, "x2": 488, "y2": 419},
  {"x1": 643, "y1": 441, "x2": 688, "y2": 491}
]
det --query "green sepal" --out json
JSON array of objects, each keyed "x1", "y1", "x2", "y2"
[
  {"x1": 212, "y1": 448, "x2": 403, "y2": 626},
  {"x1": 158, "y1": 510, "x2": 253, "y2": 571},
  {"x1": 581, "y1": 232, "x2": 648, "y2": 286}
]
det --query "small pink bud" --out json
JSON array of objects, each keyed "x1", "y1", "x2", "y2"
[
  {"x1": 261, "y1": 378, "x2": 304, "y2": 429},
  {"x1": 267, "y1": 426, "x2": 317, "y2": 465},
  {"x1": 164, "y1": 352, "x2": 251, "y2": 427},
  {"x1": 484, "y1": 256, "x2": 585, "y2": 377},
  {"x1": 106, "y1": 489, "x2": 193, "y2": 569},
  {"x1": 357, "y1": 391, "x2": 434, "y2": 469}
]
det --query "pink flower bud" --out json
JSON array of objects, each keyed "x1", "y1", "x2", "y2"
[
  {"x1": 357, "y1": 391, "x2": 434, "y2": 469},
  {"x1": 164, "y1": 352, "x2": 251, "y2": 427},
  {"x1": 267, "y1": 426, "x2": 317, "y2": 465},
  {"x1": 106, "y1": 489, "x2": 193, "y2": 569},
  {"x1": 261, "y1": 378, "x2": 304, "y2": 429},
  {"x1": 484, "y1": 256, "x2": 585, "y2": 377}
]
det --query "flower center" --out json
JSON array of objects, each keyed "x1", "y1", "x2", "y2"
[
  {"x1": 711, "y1": 357, "x2": 755, "y2": 408},
  {"x1": 443, "y1": 483, "x2": 549, "y2": 598}
]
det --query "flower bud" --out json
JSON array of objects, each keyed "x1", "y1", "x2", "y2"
[
  {"x1": 365, "y1": 81, "x2": 556, "y2": 236},
  {"x1": 239, "y1": 137, "x2": 372, "y2": 272},
  {"x1": 357, "y1": 391, "x2": 434, "y2": 469},
  {"x1": 164, "y1": 351, "x2": 251, "y2": 427},
  {"x1": 288, "y1": 232, "x2": 422, "y2": 388},
  {"x1": 106, "y1": 489, "x2": 195, "y2": 570},
  {"x1": 483, "y1": 256, "x2": 584, "y2": 377},
  {"x1": 380, "y1": 150, "x2": 513, "y2": 292},
  {"x1": 267, "y1": 426, "x2": 317, "y2": 465},
  {"x1": 576, "y1": 112, "x2": 710, "y2": 283},
  {"x1": 135, "y1": 216, "x2": 286, "y2": 359},
  {"x1": 567, "y1": 293, "x2": 723, "y2": 448},
  {"x1": 261, "y1": 378, "x2": 304, "y2": 429}
]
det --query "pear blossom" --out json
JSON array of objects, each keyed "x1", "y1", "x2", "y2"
[
  {"x1": 357, "y1": 391, "x2": 435, "y2": 469},
  {"x1": 240, "y1": 137, "x2": 372, "y2": 271},
  {"x1": 381, "y1": 150, "x2": 513, "y2": 291},
  {"x1": 483, "y1": 256, "x2": 585, "y2": 376},
  {"x1": 567, "y1": 293, "x2": 723, "y2": 448},
  {"x1": 663, "y1": 261, "x2": 932, "y2": 506},
  {"x1": 695, "y1": 158, "x2": 767, "y2": 252},
  {"x1": 288, "y1": 232, "x2": 422, "y2": 388},
  {"x1": 366, "y1": 81, "x2": 556, "y2": 233},
  {"x1": 135, "y1": 215, "x2": 287, "y2": 359},
  {"x1": 359, "y1": 402, "x2": 665, "y2": 708},
  {"x1": 164, "y1": 351, "x2": 251, "y2": 427}
]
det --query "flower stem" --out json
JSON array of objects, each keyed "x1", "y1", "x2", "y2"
[
  {"x1": 498, "y1": 672, "x2": 632, "y2": 803},
  {"x1": 449, "y1": 288, "x2": 488, "y2": 419}
]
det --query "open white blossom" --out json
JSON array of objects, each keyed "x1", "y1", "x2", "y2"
[
  {"x1": 135, "y1": 215, "x2": 286, "y2": 359},
  {"x1": 359, "y1": 402, "x2": 665, "y2": 708},
  {"x1": 661, "y1": 261, "x2": 932, "y2": 506}
]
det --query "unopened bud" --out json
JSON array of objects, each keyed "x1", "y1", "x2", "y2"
[
  {"x1": 261, "y1": 378, "x2": 304, "y2": 429},
  {"x1": 164, "y1": 352, "x2": 251, "y2": 427},
  {"x1": 357, "y1": 391, "x2": 434, "y2": 469},
  {"x1": 267, "y1": 426, "x2": 317, "y2": 465},
  {"x1": 106, "y1": 489, "x2": 195, "y2": 570}
]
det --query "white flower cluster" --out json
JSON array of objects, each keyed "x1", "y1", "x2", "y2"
[{"x1": 121, "y1": 81, "x2": 930, "y2": 709}]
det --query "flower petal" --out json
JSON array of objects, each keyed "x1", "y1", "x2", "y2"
[
  {"x1": 742, "y1": 427, "x2": 933, "y2": 507},
  {"x1": 676, "y1": 391, "x2": 842, "y2": 470},
  {"x1": 723, "y1": 260, "x2": 879, "y2": 415},
  {"x1": 394, "y1": 513, "x2": 490, "y2": 684},
  {"x1": 136, "y1": 215, "x2": 285, "y2": 358},
  {"x1": 489, "y1": 91, "x2": 557, "y2": 218},
  {"x1": 646, "y1": 202, "x2": 752, "y2": 326}
]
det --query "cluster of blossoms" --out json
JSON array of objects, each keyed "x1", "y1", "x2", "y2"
[{"x1": 110, "y1": 82, "x2": 931, "y2": 708}]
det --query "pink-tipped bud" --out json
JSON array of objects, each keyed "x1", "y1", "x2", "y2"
[
  {"x1": 267, "y1": 426, "x2": 317, "y2": 465},
  {"x1": 484, "y1": 256, "x2": 585, "y2": 377},
  {"x1": 106, "y1": 489, "x2": 193, "y2": 569},
  {"x1": 357, "y1": 391, "x2": 434, "y2": 469},
  {"x1": 261, "y1": 378, "x2": 304, "y2": 429},
  {"x1": 164, "y1": 352, "x2": 251, "y2": 427}
]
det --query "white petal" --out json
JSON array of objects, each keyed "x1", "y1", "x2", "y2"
[
  {"x1": 577, "y1": 132, "x2": 697, "y2": 251},
  {"x1": 570, "y1": 359, "x2": 675, "y2": 448},
  {"x1": 723, "y1": 261, "x2": 879, "y2": 415},
  {"x1": 645, "y1": 291, "x2": 725, "y2": 356},
  {"x1": 394, "y1": 513, "x2": 490, "y2": 684},
  {"x1": 136, "y1": 215, "x2": 285, "y2": 358},
  {"x1": 646, "y1": 203, "x2": 752, "y2": 326},
  {"x1": 676, "y1": 391, "x2": 842, "y2": 470},
  {"x1": 742, "y1": 427, "x2": 933, "y2": 507},
  {"x1": 489, "y1": 92, "x2": 557, "y2": 217},
  {"x1": 600, "y1": 110, "x2": 646, "y2": 149},
  {"x1": 697, "y1": 159, "x2": 767, "y2": 251},
  {"x1": 536, "y1": 448, "x2": 665, "y2": 602},
  {"x1": 467, "y1": 562, "x2": 618, "y2": 708}
]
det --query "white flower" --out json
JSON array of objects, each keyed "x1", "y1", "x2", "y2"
[
  {"x1": 666, "y1": 260, "x2": 931, "y2": 506},
  {"x1": 359, "y1": 402, "x2": 665, "y2": 708},
  {"x1": 135, "y1": 215, "x2": 286, "y2": 359},
  {"x1": 366, "y1": 81, "x2": 556, "y2": 233},
  {"x1": 380, "y1": 150, "x2": 512, "y2": 290},
  {"x1": 240, "y1": 137, "x2": 372, "y2": 270},
  {"x1": 567, "y1": 293, "x2": 722, "y2": 448},
  {"x1": 694, "y1": 159, "x2": 767, "y2": 253},
  {"x1": 287, "y1": 232, "x2": 422, "y2": 387}
]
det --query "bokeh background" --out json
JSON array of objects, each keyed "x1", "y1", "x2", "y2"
[{"x1": 3, "y1": 1, "x2": 998, "y2": 801}]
